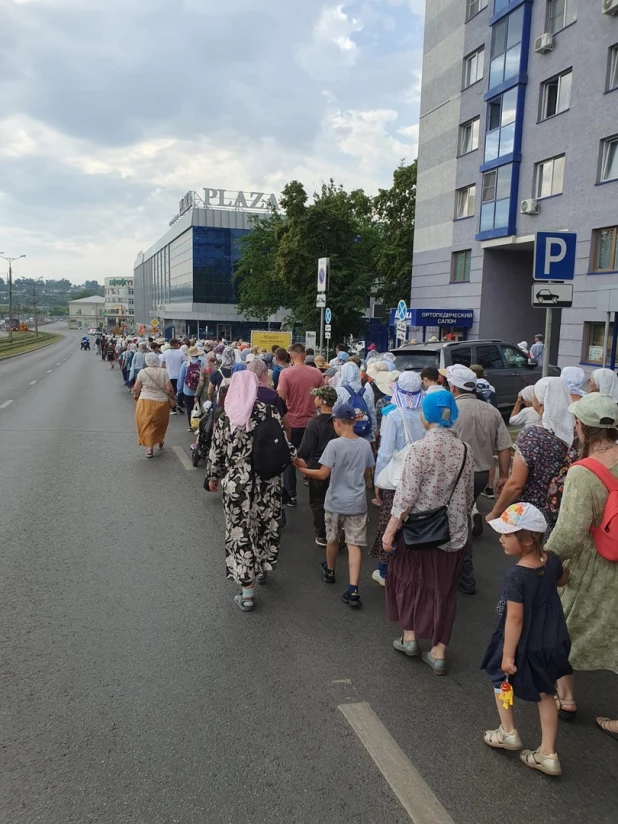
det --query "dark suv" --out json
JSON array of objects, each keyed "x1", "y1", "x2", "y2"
[{"x1": 391, "y1": 340, "x2": 559, "y2": 410}]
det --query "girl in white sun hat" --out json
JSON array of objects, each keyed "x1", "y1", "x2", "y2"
[{"x1": 481, "y1": 502, "x2": 572, "y2": 777}]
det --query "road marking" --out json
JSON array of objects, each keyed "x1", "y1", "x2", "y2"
[
  {"x1": 47, "y1": 370, "x2": 53, "y2": 373},
  {"x1": 0, "y1": 400, "x2": 14, "y2": 409},
  {"x1": 29, "y1": 380, "x2": 37, "y2": 385},
  {"x1": 339, "y1": 702, "x2": 455, "y2": 824},
  {"x1": 172, "y1": 445, "x2": 197, "y2": 471},
  {"x1": 56, "y1": 363, "x2": 61, "y2": 366}
]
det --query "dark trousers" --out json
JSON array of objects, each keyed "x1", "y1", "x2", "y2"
[
  {"x1": 309, "y1": 478, "x2": 329, "y2": 540},
  {"x1": 170, "y1": 378, "x2": 184, "y2": 411},
  {"x1": 185, "y1": 396, "x2": 196, "y2": 424},
  {"x1": 459, "y1": 470, "x2": 489, "y2": 595},
  {"x1": 283, "y1": 428, "x2": 306, "y2": 499}
]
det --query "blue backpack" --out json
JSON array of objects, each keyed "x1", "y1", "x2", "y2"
[{"x1": 344, "y1": 386, "x2": 372, "y2": 437}]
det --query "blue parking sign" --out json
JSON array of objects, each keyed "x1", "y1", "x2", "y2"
[
  {"x1": 534, "y1": 232, "x2": 577, "y2": 281},
  {"x1": 396, "y1": 299, "x2": 408, "y2": 321}
]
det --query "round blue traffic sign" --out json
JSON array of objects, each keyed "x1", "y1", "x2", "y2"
[
  {"x1": 396, "y1": 299, "x2": 408, "y2": 321},
  {"x1": 325, "y1": 308, "x2": 332, "y2": 324}
]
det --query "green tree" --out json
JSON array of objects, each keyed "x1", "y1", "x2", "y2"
[
  {"x1": 235, "y1": 180, "x2": 376, "y2": 341},
  {"x1": 372, "y1": 160, "x2": 417, "y2": 309}
]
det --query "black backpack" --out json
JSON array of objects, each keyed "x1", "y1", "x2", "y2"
[{"x1": 252, "y1": 405, "x2": 293, "y2": 480}]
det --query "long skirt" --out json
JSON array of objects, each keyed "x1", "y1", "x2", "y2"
[
  {"x1": 369, "y1": 489, "x2": 396, "y2": 563},
  {"x1": 386, "y1": 533, "x2": 466, "y2": 647},
  {"x1": 136, "y1": 399, "x2": 170, "y2": 448}
]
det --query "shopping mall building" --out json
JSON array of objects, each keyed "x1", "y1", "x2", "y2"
[
  {"x1": 133, "y1": 189, "x2": 286, "y2": 340},
  {"x1": 410, "y1": 0, "x2": 618, "y2": 370}
]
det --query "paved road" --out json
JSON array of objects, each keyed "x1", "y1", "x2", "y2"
[{"x1": 1, "y1": 333, "x2": 617, "y2": 824}]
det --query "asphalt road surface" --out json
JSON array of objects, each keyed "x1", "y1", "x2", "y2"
[{"x1": 1, "y1": 330, "x2": 617, "y2": 824}]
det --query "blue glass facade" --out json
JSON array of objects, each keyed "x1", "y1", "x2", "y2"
[
  {"x1": 477, "y1": 0, "x2": 532, "y2": 241},
  {"x1": 192, "y1": 226, "x2": 247, "y2": 304}
]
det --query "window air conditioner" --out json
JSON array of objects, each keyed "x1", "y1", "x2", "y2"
[
  {"x1": 521, "y1": 199, "x2": 540, "y2": 215},
  {"x1": 603, "y1": 0, "x2": 618, "y2": 15},
  {"x1": 534, "y1": 33, "x2": 554, "y2": 54}
]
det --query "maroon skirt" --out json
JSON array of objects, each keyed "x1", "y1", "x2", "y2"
[
  {"x1": 385, "y1": 533, "x2": 466, "y2": 647},
  {"x1": 369, "y1": 489, "x2": 396, "y2": 563}
]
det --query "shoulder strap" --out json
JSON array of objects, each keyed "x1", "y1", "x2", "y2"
[
  {"x1": 446, "y1": 444, "x2": 468, "y2": 505},
  {"x1": 573, "y1": 458, "x2": 618, "y2": 492},
  {"x1": 398, "y1": 407, "x2": 413, "y2": 445}
]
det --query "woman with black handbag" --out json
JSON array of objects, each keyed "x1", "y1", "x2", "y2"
[{"x1": 381, "y1": 390, "x2": 474, "y2": 676}]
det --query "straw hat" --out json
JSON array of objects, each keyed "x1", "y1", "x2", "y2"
[{"x1": 375, "y1": 370, "x2": 400, "y2": 395}]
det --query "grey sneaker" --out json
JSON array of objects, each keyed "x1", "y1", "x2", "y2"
[
  {"x1": 421, "y1": 650, "x2": 447, "y2": 675},
  {"x1": 393, "y1": 637, "x2": 420, "y2": 657},
  {"x1": 234, "y1": 594, "x2": 254, "y2": 612}
]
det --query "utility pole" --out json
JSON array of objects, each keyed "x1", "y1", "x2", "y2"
[
  {"x1": 32, "y1": 284, "x2": 39, "y2": 337},
  {"x1": 0, "y1": 254, "x2": 26, "y2": 343}
]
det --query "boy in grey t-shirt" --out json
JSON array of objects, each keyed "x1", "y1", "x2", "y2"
[{"x1": 297, "y1": 402, "x2": 375, "y2": 608}]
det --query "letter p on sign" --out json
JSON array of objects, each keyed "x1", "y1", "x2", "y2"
[{"x1": 534, "y1": 232, "x2": 577, "y2": 282}]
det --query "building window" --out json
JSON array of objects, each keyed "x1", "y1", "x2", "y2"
[
  {"x1": 540, "y1": 70, "x2": 572, "y2": 119},
  {"x1": 455, "y1": 185, "x2": 476, "y2": 219},
  {"x1": 463, "y1": 47, "x2": 484, "y2": 89},
  {"x1": 583, "y1": 321, "x2": 614, "y2": 364},
  {"x1": 459, "y1": 118, "x2": 480, "y2": 155},
  {"x1": 600, "y1": 136, "x2": 618, "y2": 183},
  {"x1": 489, "y1": 5, "x2": 524, "y2": 90},
  {"x1": 467, "y1": 0, "x2": 487, "y2": 20},
  {"x1": 480, "y1": 164, "x2": 512, "y2": 232},
  {"x1": 534, "y1": 154, "x2": 565, "y2": 199},
  {"x1": 548, "y1": 0, "x2": 577, "y2": 35},
  {"x1": 609, "y1": 45, "x2": 618, "y2": 92},
  {"x1": 494, "y1": 0, "x2": 511, "y2": 12},
  {"x1": 452, "y1": 251, "x2": 472, "y2": 283},
  {"x1": 484, "y1": 87, "x2": 518, "y2": 162},
  {"x1": 592, "y1": 226, "x2": 618, "y2": 272},
  {"x1": 128, "y1": 288, "x2": 134, "y2": 295}
]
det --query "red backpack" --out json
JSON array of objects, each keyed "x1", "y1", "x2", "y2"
[{"x1": 573, "y1": 458, "x2": 618, "y2": 563}]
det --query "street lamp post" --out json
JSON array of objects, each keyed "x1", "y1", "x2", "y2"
[{"x1": 1, "y1": 255, "x2": 26, "y2": 343}]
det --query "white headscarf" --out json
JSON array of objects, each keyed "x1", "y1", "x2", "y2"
[
  {"x1": 520, "y1": 385, "x2": 536, "y2": 404},
  {"x1": 561, "y1": 366, "x2": 587, "y2": 398},
  {"x1": 518, "y1": 341, "x2": 529, "y2": 353},
  {"x1": 592, "y1": 368, "x2": 618, "y2": 402},
  {"x1": 533, "y1": 377, "x2": 574, "y2": 446},
  {"x1": 391, "y1": 371, "x2": 423, "y2": 409}
]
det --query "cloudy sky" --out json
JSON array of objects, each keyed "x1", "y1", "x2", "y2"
[{"x1": 0, "y1": 0, "x2": 425, "y2": 285}]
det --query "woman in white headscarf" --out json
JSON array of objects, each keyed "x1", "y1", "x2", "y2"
[
  {"x1": 382, "y1": 352, "x2": 397, "y2": 372},
  {"x1": 370, "y1": 372, "x2": 426, "y2": 586},
  {"x1": 590, "y1": 368, "x2": 618, "y2": 402},
  {"x1": 133, "y1": 352, "x2": 175, "y2": 458},
  {"x1": 336, "y1": 361, "x2": 377, "y2": 442},
  {"x1": 487, "y1": 377, "x2": 575, "y2": 530},
  {"x1": 508, "y1": 384, "x2": 541, "y2": 428},
  {"x1": 561, "y1": 366, "x2": 587, "y2": 402},
  {"x1": 518, "y1": 341, "x2": 529, "y2": 354}
]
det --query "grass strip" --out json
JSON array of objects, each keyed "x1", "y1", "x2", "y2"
[{"x1": 0, "y1": 332, "x2": 62, "y2": 360}]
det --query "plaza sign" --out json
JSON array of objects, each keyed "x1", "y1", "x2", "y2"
[
  {"x1": 203, "y1": 188, "x2": 279, "y2": 211},
  {"x1": 108, "y1": 279, "x2": 133, "y2": 287}
]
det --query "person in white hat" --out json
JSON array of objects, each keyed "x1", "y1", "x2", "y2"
[
  {"x1": 481, "y1": 502, "x2": 571, "y2": 778},
  {"x1": 442, "y1": 364, "x2": 512, "y2": 592}
]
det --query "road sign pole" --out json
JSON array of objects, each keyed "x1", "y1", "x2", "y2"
[
  {"x1": 542, "y1": 308, "x2": 553, "y2": 378},
  {"x1": 602, "y1": 312, "x2": 611, "y2": 368},
  {"x1": 319, "y1": 307, "x2": 324, "y2": 355}
]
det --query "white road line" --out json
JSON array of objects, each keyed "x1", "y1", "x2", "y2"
[
  {"x1": 47, "y1": 369, "x2": 53, "y2": 373},
  {"x1": 172, "y1": 445, "x2": 197, "y2": 471},
  {"x1": 339, "y1": 702, "x2": 455, "y2": 824},
  {"x1": 29, "y1": 380, "x2": 37, "y2": 385},
  {"x1": 56, "y1": 363, "x2": 61, "y2": 366},
  {"x1": 0, "y1": 400, "x2": 14, "y2": 409}
]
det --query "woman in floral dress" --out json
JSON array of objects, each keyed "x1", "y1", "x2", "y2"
[{"x1": 207, "y1": 370, "x2": 295, "y2": 612}]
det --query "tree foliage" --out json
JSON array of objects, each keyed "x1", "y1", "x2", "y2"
[{"x1": 234, "y1": 161, "x2": 417, "y2": 339}]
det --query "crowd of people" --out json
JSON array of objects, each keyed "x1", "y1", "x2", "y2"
[{"x1": 97, "y1": 330, "x2": 618, "y2": 777}]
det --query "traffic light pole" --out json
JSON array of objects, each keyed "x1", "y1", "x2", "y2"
[{"x1": 8, "y1": 261, "x2": 13, "y2": 343}]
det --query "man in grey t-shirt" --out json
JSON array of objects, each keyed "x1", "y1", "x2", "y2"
[{"x1": 296, "y1": 402, "x2": 375, "y2": 609}]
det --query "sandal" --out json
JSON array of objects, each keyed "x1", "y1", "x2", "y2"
[
  {"x1": 596, "y1": 717, "x2": 618, "y2": 741},
  {"x1": 554, "y1": 696, "x2": 577, "y2": 721},
  {"x1": 483, "y1": 725, "x2": 522, "y2": 751},
  {"x1": 520, "y1": 748, "x2": 562, "y2": 777}
]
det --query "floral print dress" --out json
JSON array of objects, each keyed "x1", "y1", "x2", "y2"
[{"x1": 207, "y1": 401, "x2": 295, "y2": 585}]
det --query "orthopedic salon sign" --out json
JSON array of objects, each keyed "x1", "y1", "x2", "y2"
[{"x1": 202, "y1": 188, "x2": 279, "y2": 211}]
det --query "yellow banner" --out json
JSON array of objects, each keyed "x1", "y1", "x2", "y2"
[{"x1": 250, "y1": 330, "x2": 292, "y2": 352}]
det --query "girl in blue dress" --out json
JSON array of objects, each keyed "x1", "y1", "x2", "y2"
[{"x1": 481, "y1": 503, "x2": 572, "y2": 777}]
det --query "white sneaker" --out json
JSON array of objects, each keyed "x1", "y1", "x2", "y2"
[{"x1": 371, "y1": 569, "x2": 386, "y2": 587}]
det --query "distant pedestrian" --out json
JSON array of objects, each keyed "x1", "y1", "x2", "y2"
[
  {"x1": 508, "y1": 385, "x2": 541, "y2": 429},
  {"x1": 561, "y1": 366, "x2": 587, "y2": 403},
  {"x1": 208, "y1": 346, "x2": 235, "y2": 404},
  {"x1": 335, "y1": 362, "x2": 376, "y2": 445},
  {"x1": 177, "y1": 346, "x2": 203, "y2": 430},
  {"x1": 106, "y1": 339, "x2": 116, "y2": 368},
  {"x1": 133, "y1": 352, "x2": 174, "y2": 458},
  {"x1": 589, "y1": 367, "x2": 618, "y2": 403},
  {"x1": 297, "y1": 402, "x2": 375, "y2": 609},
  {"x1": 160, "y1": 339, "x2": 187, "y2": 415},
  {"x1": 529, "y1": 334, "x2": 544, "y2": 362},
  {"x1": 271, "y1": 347, "x2": 290, "y2": 391},
  {"x1": 420, "y1": 367, "x2": 442, "y2": 394},
  {"x1": 481, "y1": 503, "x2": 571, "y2": 778}
]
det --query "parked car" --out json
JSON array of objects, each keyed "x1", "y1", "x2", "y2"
[{"x1": 391, "y1": 339, "x2": 560, "y2": 410}]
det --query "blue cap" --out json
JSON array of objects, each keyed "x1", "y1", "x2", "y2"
[
  {"x1": 337, "y1": 351, "x2": 350, "y2": 362},
  {"x1": 332, "y1": 402, "x2": 356, "y2": 420}
]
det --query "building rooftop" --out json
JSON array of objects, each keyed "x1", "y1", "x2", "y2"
[{"x1": 69, "y1": 295, "x2": 105, "y2": 304}]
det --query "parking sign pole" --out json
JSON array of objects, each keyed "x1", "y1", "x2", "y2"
[
  {"x1": 542, "y1": 308, "x2": 552, "y2": 378},
  {"x1": 319, "y1": 307, "x2": 324, "y2": 356}
]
